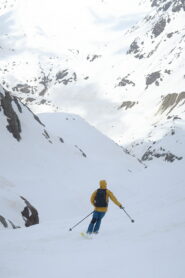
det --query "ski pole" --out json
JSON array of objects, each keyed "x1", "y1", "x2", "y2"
[
  {"x1": 121, "y1": 207, "x2": 135, "y2": 223},
  {"x1": 69, "y1": 211, "x2": 94, "y2": 231}
]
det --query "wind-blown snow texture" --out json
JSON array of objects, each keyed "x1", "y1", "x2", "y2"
[{"x1": 0, "y1": 1, "x2": 185, "y2": 278}]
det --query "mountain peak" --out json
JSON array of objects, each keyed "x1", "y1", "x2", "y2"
[{"x1": 151, "y1": 0, "x2": 185, "y2": 12}]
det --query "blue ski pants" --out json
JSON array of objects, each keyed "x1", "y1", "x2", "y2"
[{"x1": 87, "y1": 211, "x2": 106, "y2": 234}]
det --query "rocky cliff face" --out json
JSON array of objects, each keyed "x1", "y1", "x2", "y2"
[
  {"x1": 0, "y1": 85, "x2": 59, "y2": 144},
  {"x1": 0, "y1": 88, "x2": 22, "y2": 141}
]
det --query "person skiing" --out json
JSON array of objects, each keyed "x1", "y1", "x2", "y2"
[{"x1": 86, "y1": 179, "x2": 123, "y2": 234}]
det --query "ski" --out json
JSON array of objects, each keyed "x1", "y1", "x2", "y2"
[{"x1": 80, "y1": 232, "x2": 93, "y2": 239}]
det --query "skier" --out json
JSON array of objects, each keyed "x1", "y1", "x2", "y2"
[{"x1": 86, "y1": 180, "x2": 123, "y2": 234}]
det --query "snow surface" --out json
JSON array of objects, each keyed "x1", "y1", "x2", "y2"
[
  {"x1": 1, "y1": 159, "x2": 185, "y2": 278},
  {"x1": 1, "y1": 111, "x2": 185, "y2": 278},
  {"x1": 1, "y1": 1, "x2": 185, "y2": 277},
  {"x1": 0, "y1": 177, "x2": 25, "y2": 228}
]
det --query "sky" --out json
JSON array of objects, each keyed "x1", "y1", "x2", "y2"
[{"x1": 15, "y1": 0, "x2": 151, "y2": 52}]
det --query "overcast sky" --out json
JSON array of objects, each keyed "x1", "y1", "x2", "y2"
[{"x1": 14, "y1": 0, "x2": 151, "y2": 52}]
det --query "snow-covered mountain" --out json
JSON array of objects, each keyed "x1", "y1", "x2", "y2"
[
  {"x1": 0, "y1": 86, "x2": 185, "y2": 278},
  {"x1": 1, "y1": 2, "x2": 185, "y2": 277},
  {"x1": 0, "y1": 0, "x2": 185, "y2": 165},
  {"x1": 1, "y1": 84, "x2": 185, "y2": 278},
  {"x1": 0, "y1": 84, "x2": 140, "y2": 229}
]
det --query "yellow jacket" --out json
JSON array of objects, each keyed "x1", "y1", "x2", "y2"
[{"x1": 90, "y1": 180, "x2": 122, "y2": 212}]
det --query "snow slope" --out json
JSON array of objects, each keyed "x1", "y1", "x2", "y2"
[
  {"x1": 1, "y1": 156, "x2": 185, "y2": 278},
  {"x1": 1, "y1": 104, "x2": 185, "y2": 277},
  {"x1": 0, "y1": 85, "x2": 141, "y2": 227},
  {"x1": 0, "y1": 177, "x2": 26, "y2": 228},
  {"x1": 0, "y1": 1, "x2": 185, "y2": 277}
]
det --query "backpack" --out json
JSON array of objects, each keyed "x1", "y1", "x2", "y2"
[{"x1": 94, "y1": 189, "x2": 108, "y2": 207}]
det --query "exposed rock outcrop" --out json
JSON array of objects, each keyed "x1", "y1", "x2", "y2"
[
  {"x1": 146, "y1": 71, "x2": 161, "y2": 88},
  {"x1": 127, "y1": 40, "x2": 140, "y2": 55},
  {"x1": 87, "y1": 54, "x2": 101, "y2": 62},
  {"x1": 0, "y1": 85, "x2": 51, "y2": 143},
  {"x1": 151, "y1": 0, "x2": 185, "y2": 12},
  {"x1": 158, "y1": 92, "x2": 185, "y2": 114},
  {"x1": 12, "y1": 83, "x2": 36, "y2": 94},
  {"x1": 0, "y1": 215, "x2": 20, "y2": 229},
  {"x1": 117, "y1": 77, "x2": 135, "y2": 87},
  {"x1": 74, "y1": 145, "x2": 87, "y2": 158},
  {"x1": 118, "y1": 101, "x2": 138, "y2": 110},
  {"x1": 0, "y1": 182, "x2": 39, "y2": 230},
  {"x1": 0, "y1": 88, "x2": 22, "y2": 141},
  {"x1": 0, "y1": 215, "x2": 9, "y2": 228},
  {"x1": 142, "y1": 148, "x2": 183, "y2": 162},
  {"x1": 21, "y1": 196, "x2": 39, "y2": 227},
  {"x1": 152, "y1": 18, "x2": 166, "y2": 37},
  {"x1": 56, "y1": 70, "x2": 77, "y2": 85}
]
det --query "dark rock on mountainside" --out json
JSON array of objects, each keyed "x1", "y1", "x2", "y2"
[
  {"x1": 37, "y1": 66, "x2": 52, "y2": 96},
  {"x1": 151, "y1": 0, "x2": 172, "y2": 11},
  {"x1": 21, "y1": 196, "x2": 39, "y2": 227},
  {"x1": 127, "y1": 39, "x2": 144, "y2": 59},
  {"x1": 147, "y1": 42, "x2": 161, "y2": 58},
  {"x1": 164, "y1": 69, "x2": 171, "y2": 74},
  {"x1": 117, "y1": 77, "x2": 135, "y2": 87},
  {"x1": 172, "y1": 0, "x2": 185, "y2": 12},
  {"x1": 56, "y1": 70, "x2": 68, "y2": 81},
  {"x1": 0, "y1": 89, "x2": 22, "y2": 141},
  {"x1": 59, "y1": 137, "x2": 64, "y2": 143},
  {"x1": 0, "y1": 195, "x2": 39, "y2": 229},
  {"x1": 87, "y1": 54, "x2": 101, "y2": 62},
  {"x1": 0, "y1": 215, "x2": 20, "y2": 229},
  {"x1": 158, "y1": 92, "x2": 185, "y2": 114},
  {"x1": 146, "y1": 71, "x2": 161, "y2": 88},
  {"x1": 127, "y1": 40, "x2": 140, "y2": 55},
  {"x1": 26, "y1": 97, "x2": 36, "y2": 103},
  {"x1": 167, "y1": 32, "x2": 175, "y2": 38},
  {"x1": 0, "y1": 85, "x2": 48, "y2": 141},
  {"x1": 0, "y1": 215, "x2": 8, "y2": 228},
  {"x1": 142, "y1": 148, "x2": 183, "y2": 162},
  {"x1": 151, "y1": 0, "x2": 185, "y2": 12},
  {"x1": 118, "y1": 101, "x2": 138, "y2": 110},
  {"x1": 12, "y1": 65, "x2": 52, "y2": 97},
  {"x1": 75, "y1": 145, "x2": 87, "y2": 158},
  {"x1": 56, "y1": 70, "x2": 77, "y2": 85},
  {"x1": 12, "y1": 83, "x2": 36, "y2": 94},
  {"x1": 152, "y1": 18, "x2": 166, "y2": 37},
  {"x1": 151, "y1": 0, "x2": 165, "y2": 7},
  {"x1": 127, "y1": 0, "x2": 185, "y2": 62}
]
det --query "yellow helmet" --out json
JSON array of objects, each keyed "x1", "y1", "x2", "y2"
[{"x1": 99, "y1": 180, "x2": 107, "y2": 189}]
